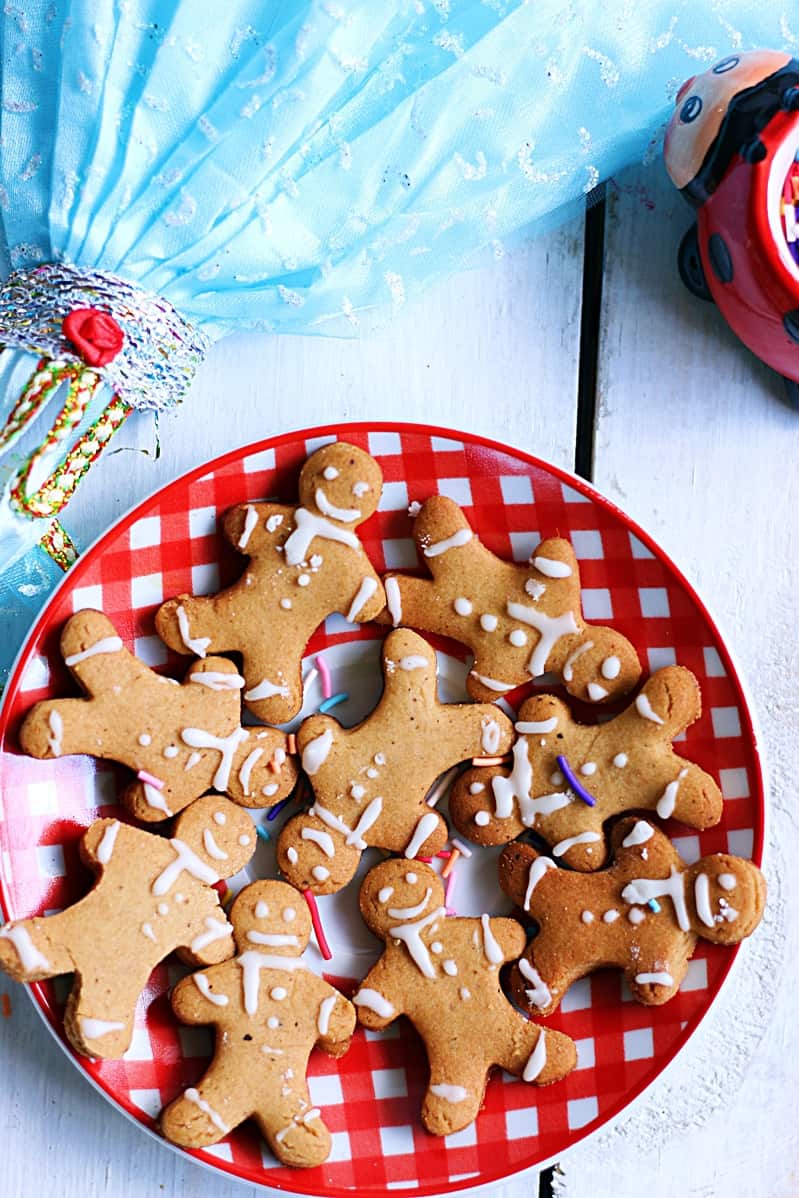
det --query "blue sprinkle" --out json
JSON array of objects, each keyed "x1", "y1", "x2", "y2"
[
  {"x1": 319, "y1": 691, "x2": 348, "y2": 714},
  {"x1": 256, "y1": 823, "x2": 271, "y2": 842},
  {"x1": 647, "y1": 898, "x2": 661, "y2": 913}
]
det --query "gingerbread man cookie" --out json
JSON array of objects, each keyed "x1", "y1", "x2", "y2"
[
  {"x1": 161, "y1": 880, "x2": 355, "y2": 1168},
  {"x1": 382, "y1": 495, "x2": 641, "y2": 703},
  {"x1": 0, "y1": 795, "x2": 255, "y2": 1058},
  {"x1": 353, "y1": 860, "x2": 576, "y2": 1135},
  {"x1": 498, "y1": 816, "x2": 765, "y2": 1014},
  {"x1": 19, "y1": 610, "x2": 297, "y2": 823},
  {"x1": 156, "y1": 442, "x2": 386, "y2": 724},
  {"x1": 277, "y1": 628, "x2": 514, "y2": 894},
  {"x1": 450, "y1": 666, "x2": 723, "y2": 868}
]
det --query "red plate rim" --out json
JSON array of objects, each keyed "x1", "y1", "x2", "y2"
[{"x1": 0, "y1": 420, "x2": 766, "y2": 1196}]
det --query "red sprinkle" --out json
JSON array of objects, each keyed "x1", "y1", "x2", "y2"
[
  {"x1": 211, "y1": 880, "x2": 227, "y2": 898},
  {"x1": 1, "y1": 993, "x2": 11, "y2": 1018},
  {"x1": 303, "y1": 889, "x2": 332, "y2": 961}
]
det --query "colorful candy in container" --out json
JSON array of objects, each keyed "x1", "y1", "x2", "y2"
[{"x1": 664, "y1": 49, "x2": 799, "y2": 408}]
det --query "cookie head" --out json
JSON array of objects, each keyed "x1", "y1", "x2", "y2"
[
  {"x1": 229, "y1": 880, "x2": 312, "y2": 956},
  {"x1": 298, "y1": 442, "x2": 382, "y2": 525},
  {"x1": 687, "y1": 855, "x2": 766, "y2": 944},
  {"x1": 359, "y1": 860, "x2": 445, "y2": 939},
  {"x1": 561, "y1": 632, "x2": 641, "y2": 705},
  {"x1": 174, "y1": 796, "x2": 256, "y2": 879}
]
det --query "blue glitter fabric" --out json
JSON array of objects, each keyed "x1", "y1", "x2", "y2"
[{"x1": 0, "y1": 1, "x2": 791, "y2": 683}]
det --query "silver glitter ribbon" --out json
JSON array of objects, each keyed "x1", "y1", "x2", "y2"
[{"x1": 0, "y1": 263, "x2": 209, "y2": 412}]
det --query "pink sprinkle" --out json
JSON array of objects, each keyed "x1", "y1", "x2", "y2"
[
  {"x1": 137, "y1": 770, "x2": 164, "y2": 789},
  {"x1": 444, "y1": 870, "x2": 457, "y2": 909},
  {"x1": 303, "y1": 889, "x2": 332, "y2": 961},
  {"x1": 450, "y1": 838, "x2": 473, "y2": 859},
  {"x1": 418, "y1": 856, "x2": 433, "y2": 864},
  {"x1": 435, "y1": 850, "x2": 451, "y2": 859},
  {"x1": 316, "y1": 654, "x2": 332, "y2": 700}
]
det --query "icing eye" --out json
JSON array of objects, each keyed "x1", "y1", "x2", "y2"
[
  {"x1": 679, "y1": 95, "x2": 703, "y2": 124},
  {"x1": 282, "y1": 907, "x2": 296, "y2": 922},
  {"x1": 713, "y1": 55, "x2": 739, "y2": 74},
  {"x1": 213, "y1": 811, "x2": 226, "y2": 825},
  {"x1": 405, "y1": 872, "x2": 417, "y2": 884},
  {"x1": 239, "y1": 834, "x2": 251, "y2": 846},
  {"x1": 255, "y1": 901, "x2": 269, "y2": 918}
]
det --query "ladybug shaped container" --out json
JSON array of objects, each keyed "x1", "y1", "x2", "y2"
[{"x1": 664, "y1": 49, "x2": 799, "y2": 407}]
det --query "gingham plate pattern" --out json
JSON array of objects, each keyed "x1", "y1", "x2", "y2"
[{"x1": 0, "y1": 424, "x2": 764, "y2": 1197}]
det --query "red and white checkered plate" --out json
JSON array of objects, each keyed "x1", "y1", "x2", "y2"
[{"x1": 0, "y1": 424, "x2": 764, "y2": 1196}]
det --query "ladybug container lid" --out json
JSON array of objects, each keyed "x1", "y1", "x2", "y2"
[{"x1": 664, "y1": 49, "x2": 799, "y2": 202}]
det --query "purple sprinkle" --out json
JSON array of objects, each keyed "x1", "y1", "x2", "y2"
[
  {"x1": 556, "y1": 754, "x2": 596, "y2": 807},
  {"x1": 266, "y1": 795, "x2": 294, "y2": 822}
]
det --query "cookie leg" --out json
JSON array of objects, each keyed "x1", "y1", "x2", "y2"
[
  {"x1": 63, "y1": 976, "x2": 136, "y2": 1059},
  {"x1": 239, "y1": 642, "x2": 304, "y2": 725},
  {"x1": 401, "y1": 808, "x2": 448, "y2": 859},
  {"x1": 502, "y1": 1023, "x2": 577, "y2": 1086},
  {"x1": 256, "y1": 1084, "x2": 332, "y2": 1168},
  {"x1": 420, "y1": 1047, "x2": 487, "y2": 1135},
  {"x1": 161, "y1": 1071, "x2": 248, "y2": 1148},
  {"x1": 122, "y1": 777, "x2": 192, "y2": 823}
]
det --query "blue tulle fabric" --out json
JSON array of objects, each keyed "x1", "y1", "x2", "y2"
[
  {"x1": 0, "y1": 0, "x2": 792, "y2": 682},
  {"x1": 2, "y1": 1, "x2": 791, "y2": 339}
]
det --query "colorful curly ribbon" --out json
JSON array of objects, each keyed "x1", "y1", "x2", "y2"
[{"x1": 0, "y1": 354, "x2": 132, "y2": 565}]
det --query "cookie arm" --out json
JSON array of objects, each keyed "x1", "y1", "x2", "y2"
[
  {"x1": 178, "y1": 904, "x2": 235, "y2": 967},
  {"x1": 315, "y1": 984, "x2": 357, "y2": 1057},
  {"x1": 382, "y1": 573, "x2": 442, "y2": 631},
  {"x1": 221, "y1": 501, "x2": 293, "y2": 558},
  {"x1": 341, "y1": 563, "x2": 386, "y2": 624},
  {"x1": 352, "y1": 959, "x2": 402, "y2": 1031},
  {"x1": 487, "y1": 916, "x2": 527, "y2": 964},
  {"x1": 58, "y1": 610, "x2": 137, "y2": 698},
  {"x1": 171, "y1": 968, "x2": 231, "y2": 1025}
]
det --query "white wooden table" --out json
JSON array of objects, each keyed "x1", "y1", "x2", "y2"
[{"x1": 1, "y1": 160, "x2": 794, "y2": 1198}]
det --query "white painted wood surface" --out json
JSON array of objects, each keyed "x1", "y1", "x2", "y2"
[
  {"x1": 560, "y1": 163, "x2": 796, "y2": 1197},
  {"x1": 0, "y1": 225, "x2": 584, "y2": 1198}
]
